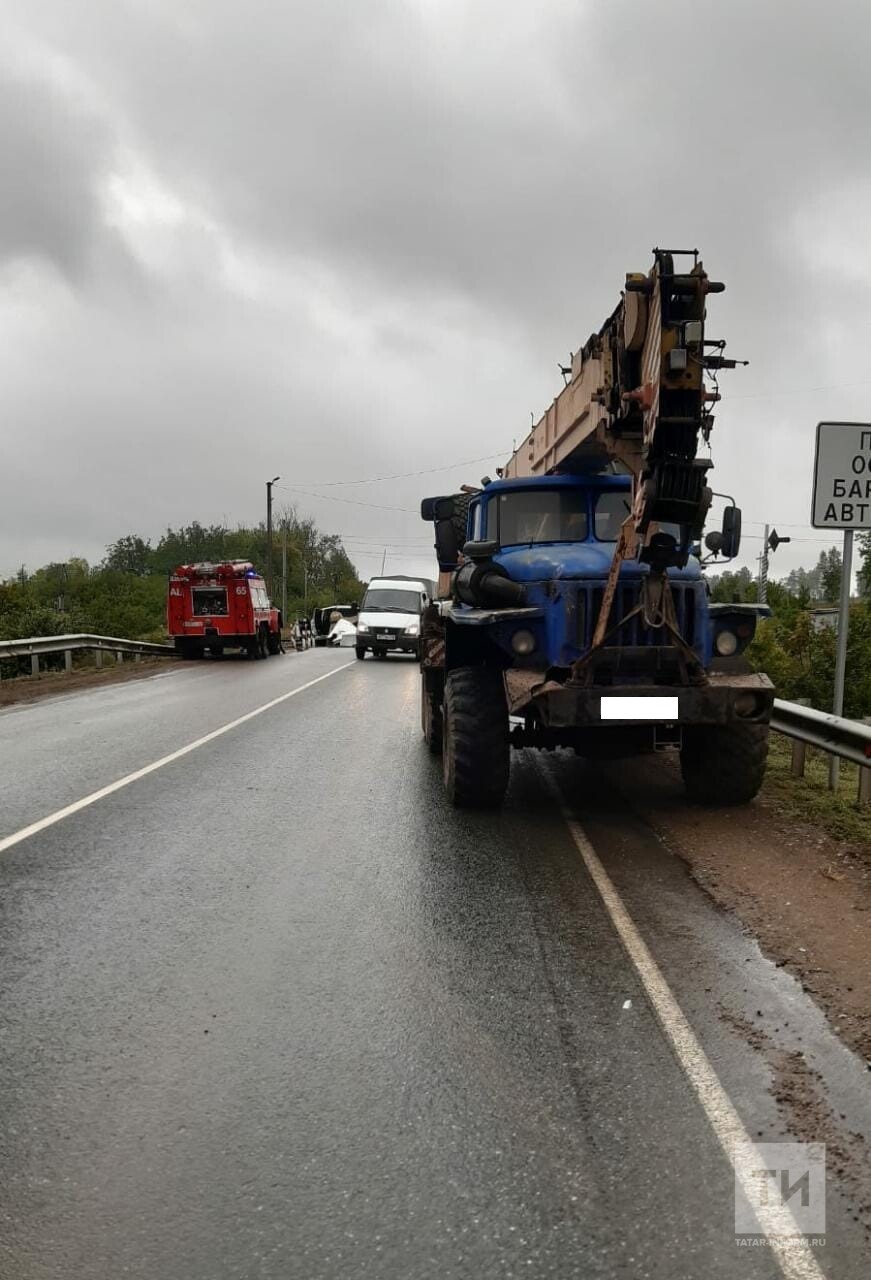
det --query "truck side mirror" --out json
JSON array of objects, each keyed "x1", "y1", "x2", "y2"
[
  {"x1": 420, "y1": 496, "x2": 456, "y2": 522},
  {"x1": 720, "y1": 505, "x2": 741, "y2": 558}
]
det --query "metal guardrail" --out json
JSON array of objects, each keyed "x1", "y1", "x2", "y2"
[
  {"x1": 0, "y1": 633, "x2": 175, "y2": 677},
  {"x1": 770, "y1": 697, "x2": 871, "y2": 805},
  {"x1": 770, "y1": 699, "x2": 871, "y2": 768}
]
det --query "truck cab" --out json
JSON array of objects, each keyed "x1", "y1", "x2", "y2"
[
  {"x1": 465, "y1": 472, "x2": 706, "y2": 664},
  {"x1": 420, "y1": 472, "x2": 773, "y2": 808}
]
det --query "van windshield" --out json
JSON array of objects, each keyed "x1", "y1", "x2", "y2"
[{"x1": 361, "y1": 588, "x2": 421, "y2": 614}]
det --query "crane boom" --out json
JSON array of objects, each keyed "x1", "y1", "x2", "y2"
[{"x1": 502, "y1": 248, "x2": 730, "y2": 565}]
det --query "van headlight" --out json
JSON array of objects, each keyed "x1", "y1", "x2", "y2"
[
  {"x1": 405, "y1": 623, "x2": 420, "y2": 636},
  {"x1": 715, "y1": 629, "x2": 738, "y2": 656},
  {"x1": 357, "y1": 622, "x2": 369, "y2": 633}
]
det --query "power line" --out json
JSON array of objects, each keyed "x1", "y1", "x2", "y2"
[
  {"x1": 285, "y1": 487, "x2": 417, "y2": 513},
  {"x1": 729, "y1": 379, "x2": 871, "y2": 401},
  {"x1": 290, "y1": 451, "x2": 508, "y2": 487}
]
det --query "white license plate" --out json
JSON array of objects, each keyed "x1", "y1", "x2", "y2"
[
  {"x1": 600, "y1": 696, "x2": 679, "y2": 721},
  {"x1": 376, "y1": 633, "x2": 393, "y2": 640}
]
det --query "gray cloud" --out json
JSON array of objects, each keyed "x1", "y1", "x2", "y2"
[{"x1": 2, "y1": 0, "x2": 870, "y2": 580}]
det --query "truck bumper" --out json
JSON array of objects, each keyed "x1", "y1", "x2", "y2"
[
  {"x1": 174, "y1": 633, "x2": 257, "y2": 653},
  {"x1": 505, "y1": 669, "x2": 774, "y2": 728}
]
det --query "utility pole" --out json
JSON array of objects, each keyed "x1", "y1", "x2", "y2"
[
  {"x1": 758, "y1": 526, "x2": 790, "y2": 605},
  {"x1": 758, "y1": 524, "x2": 769, "y2": 604},
  {"x1": 266, "y1": 475, "x2": 280, "y2": 598},
  {"x1": 281, "y1": 524, "x2": 288, "y2": 626},
  {"x1": 381, "y1": 548, "x2": 387, "y2": 575}
]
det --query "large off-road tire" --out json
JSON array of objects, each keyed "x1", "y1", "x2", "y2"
[
  {"x1": 450, "y1": 492, "x2": 473, "y2": 550},
  {"x1": 442, "y1": 666, "x2": 509, "y2": 808},
  {"x1": 421, "y1": 675, "x2": 443, "y2": 756},
  {"x1": 267, "y1": 630, "x2": 282, "y2": 655},
  {"x1": 680, "y1": 723, "x2": 769, "y2": 805}
]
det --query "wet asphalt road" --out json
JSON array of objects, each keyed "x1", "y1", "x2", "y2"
[{"x1": 1, "y1": 650, "x2": 868, "y2": 1279}]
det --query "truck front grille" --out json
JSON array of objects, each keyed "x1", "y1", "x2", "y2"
[{"x1": 583, "y1": 581, "x2": 698, "y2": 651}]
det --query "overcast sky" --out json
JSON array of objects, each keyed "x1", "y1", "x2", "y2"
[{"x1": 2, "y1": 0, "x2": 870, "y2": 584}]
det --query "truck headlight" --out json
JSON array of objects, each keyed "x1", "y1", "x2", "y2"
[
  {"x1": 405, "y1": 623, "x2": 420, "y2": 636},
  {"x1": 511, "y1": 629, "x2": 536, "y2": 655},
  {"x1": 715, "y1": 629, "x2": 738, "y2": 656},
  {"x1": 357, "y1": 622, "x2": 369, "y2": 633}
]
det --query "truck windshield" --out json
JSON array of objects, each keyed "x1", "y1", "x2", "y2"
[
  {"x1": 361, "y1": 588, "x2": 421, "y2": 614},
  {"x1": 593, "y1": 491, "x2": 682, "y2": 542},
  {"x1": 593, "y1": 491, "x2": 633, "y2": 540},
  {"x1": 192, "y1": 587, "x2": 228, "y2": 616},
  {"x1": 496, "y1": 490, "x2": 588, "y2": 546}
]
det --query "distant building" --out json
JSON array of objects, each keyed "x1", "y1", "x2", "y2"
[{"x1": 809, "y1": 607, "x2": 840, "y2": 632}]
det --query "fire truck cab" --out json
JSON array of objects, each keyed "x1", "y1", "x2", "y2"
[{"x1": 167, "y1": 561, "x2": 282, "y2": 659}]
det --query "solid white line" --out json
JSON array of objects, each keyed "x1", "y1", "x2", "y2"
[
  {"x1": 0, "y1": 662, "x2": 355, "y2": 856},
  {"x1": 537, "y1": 760, "x2": 826, "y2": 1280}
]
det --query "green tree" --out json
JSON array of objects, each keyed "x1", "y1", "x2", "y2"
[
  {"x1": 857, "y1": 531, "x2": 871, "y2": 600},
  {"x1": 816, "y1": 546, "x2": 843, "y2": 603},
  {"x1": 708, "y1": 566, "x2": 755, "y2": 602},
  {"x1": 104, "y1": 535, "x2": 153, "y2": 576},
  {"x1": 1, "y1": 511, "x2": 364, "y2": 645}
]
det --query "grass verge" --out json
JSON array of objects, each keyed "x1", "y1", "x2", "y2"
[{"x1": 762, "y1": 733, "x2": 871, "y2": 851}]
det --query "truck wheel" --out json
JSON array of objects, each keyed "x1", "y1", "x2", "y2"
[
  {"x1": 442, "y1": 667, "x2": 509, "y2": 808},
  {"x1": 421, "y1": 676, "x2": 443, "y2": 755},
  {"x1": 355, "y1": 646, "x2": 367, "y2": 660},
  {"x1": 258, "y1": 627, "x2": 269, "y2": 659},
  {"x1": 680, "y1": 723, "x2": 769, "y2": 805},
  {"x1": 267, "y1": 631, "x2": 281, "y2": 655}
]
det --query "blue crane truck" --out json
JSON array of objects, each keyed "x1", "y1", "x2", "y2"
[{"x1": 418, "y1": 249, "x2": 774, "y2": 808}]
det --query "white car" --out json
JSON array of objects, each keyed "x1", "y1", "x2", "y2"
[{"x1": 327, "y1": 617, "x2": 358, "y2": 647}]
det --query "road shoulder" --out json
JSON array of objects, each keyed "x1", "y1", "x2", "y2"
[{"x1": 609, "y1": 752, "x2": 871, "y2": 1068}]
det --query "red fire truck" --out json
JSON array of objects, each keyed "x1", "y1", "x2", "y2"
[{"x1": 167, "y1": 561, "x2": 283, "y2": 659}]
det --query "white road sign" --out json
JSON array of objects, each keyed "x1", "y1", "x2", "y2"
[{"x1": 812, "y1": 421, "x2": 871, "y2": 529}]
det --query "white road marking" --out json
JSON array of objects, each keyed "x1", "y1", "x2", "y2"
[
  {"x1": 538, "y1": 760, "x2": 827, "y2": 1280},
  {"x1": 0, "y1": 662, "x2": 355, "y2": 856}
]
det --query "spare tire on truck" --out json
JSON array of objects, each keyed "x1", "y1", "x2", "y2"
[{"x1": 449, "y1": 492, "x2": 472, "y2": 550}]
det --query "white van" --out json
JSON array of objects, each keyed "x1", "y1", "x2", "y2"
[{"x1": 355, "y1": 576, "x2": 432, "y2": 660}]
